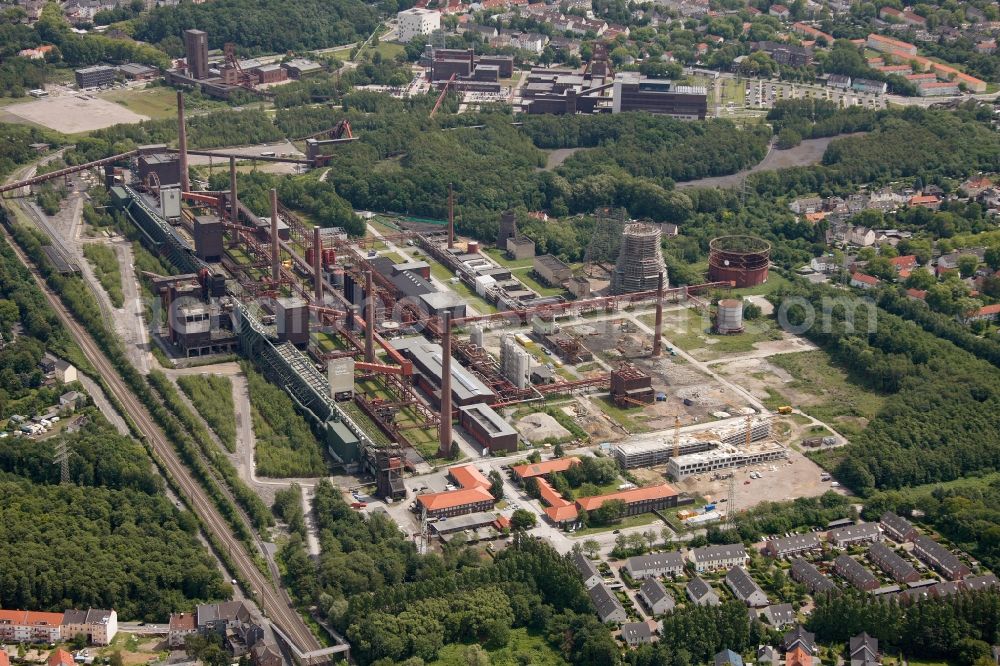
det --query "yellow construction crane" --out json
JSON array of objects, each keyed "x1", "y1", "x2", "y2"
[{"x1": 673, "y1": 415, "x2": 681, "y2": 458}]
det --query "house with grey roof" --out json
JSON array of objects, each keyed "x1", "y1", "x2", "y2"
[
  {"x1": 638, "y1": 578, "x2": 674, "y2": 616},
  {"x1": 620, "y1": 622, "x2": 653, "y2": 647},
  {"x1": 879, "y1": 511, "x2": 918, "y2": 542},
  {"x1": 589, "y1": 583, "x2": 627, "y2": 624},
  {"x1": 765, "y1": 533, "x2": 821, "y2": 559},
  {"x1": 570, "y1": 549, "x2": 602, "y2": 589},
  {"x1": 714, "y1": 649, "x2": 744, "y2": 666},
  {"x1": 690, "y1": 543, "x2": 748, "y2": 572},
  {"x1": 686, "y1": 577, "x2": 721, "y2": 606},
  {"x1": 835, "y1": 554, "x2": 879, "y2": 591},
  {"x1": 911, "y1": 535, "x2": 970, "y2": 581},
  {"x1": 757, "y1": 646, "x2": 780, "y2": 664},
  {"x1": 827, "y1": 522, "x2": 882, "y2": 548},
  {"x1": 783, "y1": 625, "x2": 817, "y2": 654},
  {"x1": 963, "y1": 573, "x2": 999, "y2": 592},
  {"x1": 850, "y1": 632, "x2": 879, "y2": 666},
  {"x1": 867, "y1": 543, "x2": 919, "y2": 583},
  {"x1": 625, "y1": 552, "x2": 685, "y2": 579},
  {"x1": 789, "y1": 558, "x2": 837, "y2": 595},
  {"x1": 726, "y1": 566, "x2": 769, "y2": 608},
  {"x1": 760, "y1": 603, "x2": 796, "y2": 628}
]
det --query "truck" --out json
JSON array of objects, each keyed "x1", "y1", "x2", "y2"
[
  {"x1": 350, "y1": 502, "x2": 367, "y2": 509},
  {"x1": 703, "y1": 503, "x2": 716, "y2": 512},
  {"x1": 777, "y1": 405, "x2": 793, "y2": 415}
]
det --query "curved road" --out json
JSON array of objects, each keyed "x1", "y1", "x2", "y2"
[{"x1": 0, "y1": 198, "x2": 320, "y2": 656}]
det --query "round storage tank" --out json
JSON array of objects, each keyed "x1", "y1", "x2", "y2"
[
  {"x1": 708, "y1": 236, "x2": 771, "y2": 288},
  {"x1": 470, "y1": 325, "x2": 484, "y2": 347},
  {"x1": 467, "y1": 241, "x2": 480, "y2": 254},
  {"x1": 716, "y1": 299, "x2": 744, "y2": 334}
]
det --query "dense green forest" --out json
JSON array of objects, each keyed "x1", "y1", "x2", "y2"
[
  {"x1": 243, "y1": 363, "x2": 326, "y2": 477},
  {"x1": 133, "y1": 0, "x2": 379, "y2": 55},
  {"x1": 774, "y1": 283, "x2": 1000, "y2": 495},
  {"x1": 277, "y1": 480, "x2": 618, "y2": 665},
  {"x1": 808, "y1": 590, "x2": 1000, "y2": 665},
  {"x1": 177, "y1": 374, "x2": 237, "y2": 453},
  {"x1": 0, "y1": 230, "x2": 226, "y2": 621}
]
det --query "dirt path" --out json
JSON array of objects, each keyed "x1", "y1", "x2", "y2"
[
  {"x1": 543, "y1": 147, "x2": 587, "y2": 170},
  {"x1": 676, "y1": 134, "x2": 857, "y2": 190}
]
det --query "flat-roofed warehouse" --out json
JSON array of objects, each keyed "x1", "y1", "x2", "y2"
[
  {"x1": 459, "y1": 403, "x2": 518, "y2": 453},
  {"x1": 393, "y1": 338, "x2": 494, "y2": 407}
]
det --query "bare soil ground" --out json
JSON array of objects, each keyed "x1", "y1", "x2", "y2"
[
  {"x1": 5, "y1": 95, "x2": 148, "y2": 132},
  {"x1": 516, "y1": 412, "x2": 571, "y2": 442},
  {"x1": 673, "y1": 448, "x2": 832, "y2": 511}
]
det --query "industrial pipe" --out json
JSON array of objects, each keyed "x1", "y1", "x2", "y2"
[
  {"x1": 652, "y1": 271, "x2": 664, "y2": 358},
  {"x1": 177, "y1": 92, "x2": 189, "y2": 194},
  {"x1": 447, "y1": 183, "x2": 455, "y2": 250}
]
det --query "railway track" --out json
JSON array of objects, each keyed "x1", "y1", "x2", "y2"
[{"x1": 0, "y1": 222, "x2": 322, "y2": 654}]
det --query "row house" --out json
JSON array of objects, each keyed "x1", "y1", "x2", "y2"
[
  {"x1": 686, "y1": 577, "x2": 721, "y2": 606},
  {"x1": 790, "y1": 558, "x2": 837, "y2": 595},
  {"x1": 765, "y1": 533, "x2": 821, "y2": 559},
  {"x1": 690, "y1": 543, "x2": 748, "y2": 572},
  {"x1": 726, "y1": 567, "x2": 769, "y2": 607},
  {"x1": 880, "y1": 511, "x2": 919, "y2": 542},
  {"x1": 828, "y1": 522, "x2": 882, "y2": 548},
  {"x1": 867, "y1": 543, "x2": 920, "y2": 584},
  {"x1": 638, "y1": 578, "x2": 675, "y2": 616},
  {"x1": 625, "y1": 552, "x2": 686, "y2": 579},
  {"x1": 911, "y1": 535, "x2": 971, "y2": 581},
  {"x1": 0, "y1": 610, "x2": 65, "y2": 643},
  {"x1": 570, "y1": 550, "x2": 602, "y2": 589},
  {"x1": 835, "y1": 554, "x2": 879, "y2": 591}
]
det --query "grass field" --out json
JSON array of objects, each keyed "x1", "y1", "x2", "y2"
[
  {"x1": 767, "y1": 350, "x2": 885, "y2": 440},
  {"x1": 99, "y1": 86, "x2": 180, "y2": 119},
  {"x1": 592, "y1": 395, "x2": 651, "y2": 433},
  {"x1": 651, "y1": 307, "x2": 785, "y2": 360},
  {"x1": 429, "y1": 628, "x2": 567, "y2": 666},
  {"x1": 572, "y1": 512, "x2": 663, "y2": 537},
  {"x1": 177, "y1": 374, "x2": 237, "y2": 452},
  {"x1": 82, "y1": 243, "x2": 124, "y2": 308}
]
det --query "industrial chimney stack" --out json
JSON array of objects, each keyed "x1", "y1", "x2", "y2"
[
  {"x1": 177, "y1": 92, "x2": 189, "y2": 193},
  {"x1": 438, "y1": 312, "x2": 453, "y2": 458},
  {"x1": 652, "y1": 271, "x2": 664, "y2": 357},
  {"x1": 364, "y1": 271, "x2": 376, "y2": 363},
  {"x1": 269, "y1": 188, "x2": 280, "y2": 285}
]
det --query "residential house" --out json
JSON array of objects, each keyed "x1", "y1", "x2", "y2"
[
  {"x1": 790, "y1": 196, "x2": 823, "y2": 214},
  {"x1": 570, "y1": 549, "x2": 603, "y2": 589},
  {"x1": 47, "y1": 650, "x2": 74, "y2": 666},
  {"x1": 880, "y1": 511, "x2": 918, "y2": 542},
  {"x1": 620, "y1": 622, "x2": 653, "y2": 647},
  {"x1": 690, "y1": 544, "x2": 749, "y2": 572},
  {"x1": 575, "y1": 484, "x2": 679, "y2": 517},
  {"x1": 867, "y1": 543, "x2": 920, "y2": 583},
  {"x1": 835, "y1": 554, "x2": 879, "y2": 591},
  {"x1": 625, "y1": 552, "x2": 686, "y2": 579},
  {"x1": 909, "y1": 194, "x2": 941, "y2": 210},
  {"x1": 761, "y1": 603, "x2": 796, "y2": 628},
  {"x1": 963, "y1": 573, "x2": 999, "y2": 592},
  {"x1": 589, "y1": 583, "x2": 627, "y2": 624},
  {"x1": 789, "y1": 558, "x2": 837, "y2": 595},
  {"x1": 930, "y1": 581, "x2": 964, "y2": 598},
  {"x1": 638, "y1": 578, "x2": 675, "y2": 616},
  {"x1": 715, "y1": 649, "x2": 744, "y2": 666},
  {"x1": 888, "y1": 255, "x2": 917, "y2": 278},
  {"x1": 849, "y1": 226, "x2": 877, "y2": 246},
  {"x1": 60, "y1": 609, "x2": 118, "y2": 646},
  {"x1": 43, "y1": 353, "x2": 78, "y2": 383},
  {"x1": 168, "y1": 612, "x2": 197, "y2": 648},
  {"x1": 911, "y1": 535, "x2": 971, "y2": 580},
  {"x1": 906, "y1": 288, "x2": 928, "y2": 301},
  {"x1": 687, "y1": 577, "x2": 721, "y2": 606},
  {"x1": 59, "y1": 391, "x2": 84, "y2": 411},
  {"x1": 828, "y1": 522, "x2": 882, "y2": 548},
  {"x1": 783, "y1": 625, "x2": 818, "y2": 654},
  {"x1": 765, "y1": 533, "x2": 821, "y2": 559},
  {"x1": 0, "y1": 610, "x2": 65, "y2": 643},
  {"x1": 827, "y1": 74, "x2": 852, "y2": 89},
  {"x1": 250, "y1": 641, "x2": 282, "y2": 666},
  {"x1": 850, "y1": 272, "x2": 880, "y2": 290},
  {"x1": 769, "y1": 3, "x2": 790, "y2": 18},
  {"x1": 726, "y1": 566, "x2": 769, "y2": 607},
  {"x1": 964, "y1": 304, "x2": 1000, "y2": 324},
  {"x1": 850, "y1": 632, "x2": 880, "y2": 666},
  {"x1": 758, "y1": 646, "x2": 780, "y2": 664}
]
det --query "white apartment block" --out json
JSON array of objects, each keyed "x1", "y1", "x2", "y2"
[{"x1": 397, "y1": 8, "x2": 441, "y2": 42}]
